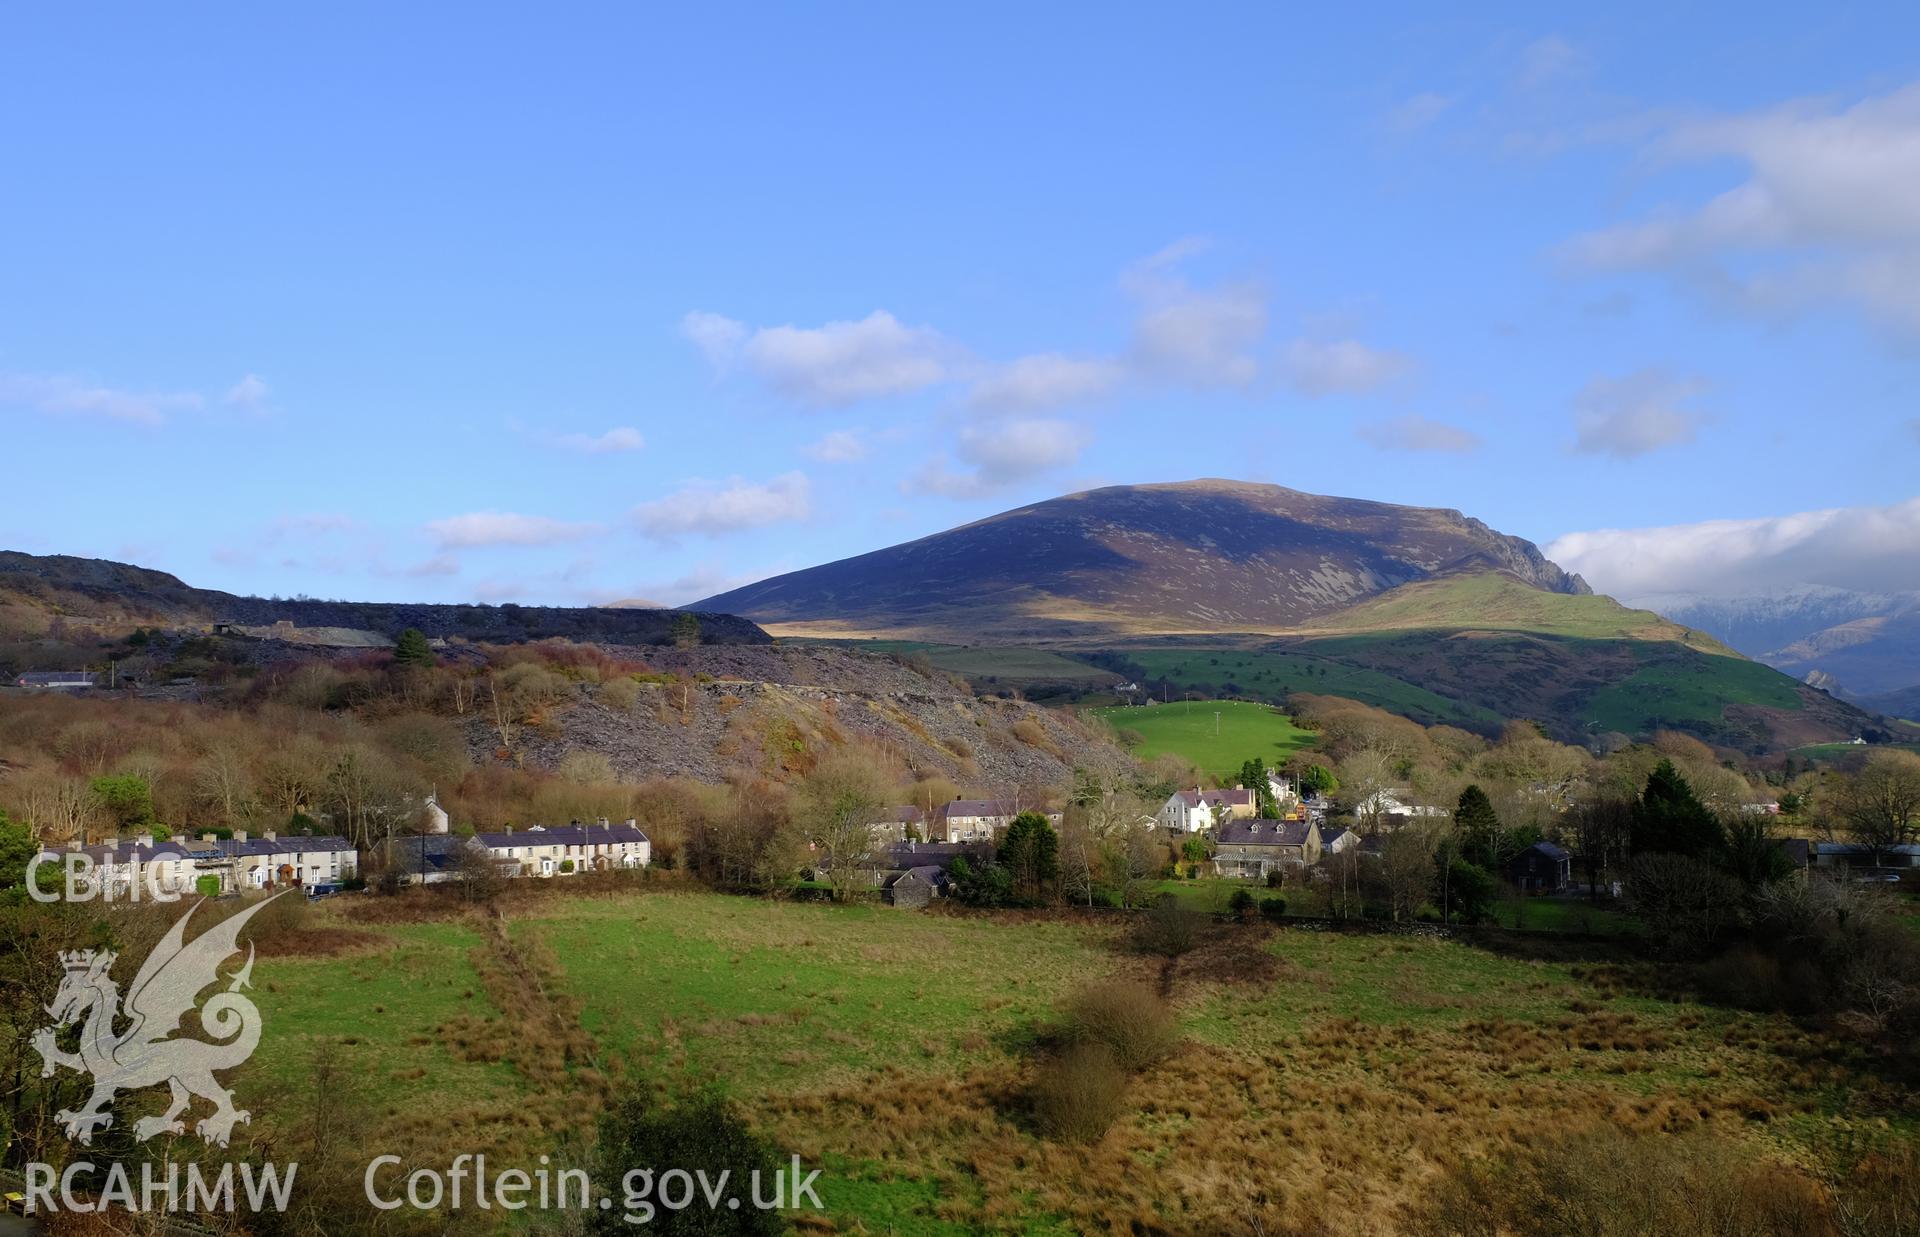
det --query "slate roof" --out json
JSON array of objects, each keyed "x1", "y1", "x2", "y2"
[
  {"x1": 878, "y1": 841, "x2": 991, "y2": 871},
  {"x1": 211, "y1": 835, "x2": 355, "y2": 858},
  {"x1": 883, "y1": 864, "x2": 948, "y2": 889},
  {"x1": 1216, "y1": 819, "x2": 1313, "y2": 847},
  {"x1": 935, "y1": 799, "x2": 1016, "y2": 820},
  {"x1": 472, "y1": 822, "x2": 649, "y2": 849},
  {"x1": 1519, "y1": 841, "x2": 1571, "y2": 861},
  {"x1": 1774, "y1": 838, "x2": 1811, "y2": 868}
]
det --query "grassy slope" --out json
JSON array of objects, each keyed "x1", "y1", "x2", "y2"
[
  {"x1": 1115, "y1": 648, "x2": 1498, "y2": 727},
  {"x1": 241, "y1": 891, "x2": 1918, "y2": 1235},
  {"x1": 1301, "y1": 572, "x2": 1733, "y2": 649},
  {"x1": 1090, "y1": 698, "x2": 1316, "y2": 776},
  {"x1": 1097, "y1": 586, "x2": 1822, "y2": 745}
]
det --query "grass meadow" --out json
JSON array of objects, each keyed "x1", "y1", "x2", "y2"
[
  {"x1": 1091, "y1": 698, "x2": 1317, "y2": 777},
  {"x1": 238, "y1": 886, "x2": 1918, "y2": 1234}
]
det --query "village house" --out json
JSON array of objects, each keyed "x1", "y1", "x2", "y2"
[
  {"x1": 883, "y1": 865, "x2": 948, "y2": 909},
  {"x1": 471, "y1": 819, "x2": 651, "y2": 876},
  {"x1": 1320, "y1": 826, "x2": 1358, "y2": 856},
  {"x1": 1211, "y1": 819, "x2": 1323, "y2": 880},
  {"x1": 1158, "y1": 787, "x2": 1255, "y2": 834},
  {"x1": 864, "y1": 805, "x2": 929, "y2": 842},
  {"x1": 1811, "y1": 841, "x2": 1920, "y2": 871},
  {"x1": 1505, "y1": 841, "x2": 1571, "y2": 894},
  {"x1": 41, "y1": 831, "x2": 359, "y2": 896},
  {"x1": 1353, "y1": 789, "x2": 1447, "y2": 828},
  {"x1": 206, "y1": 831, "x2": 359, "y2": 891},
  {"x1": 41, "y1": 837, "x2": 211, "y2": 898},
  {"x1": 930, "y1": 799, "x2": 1019, "y2": 842}
]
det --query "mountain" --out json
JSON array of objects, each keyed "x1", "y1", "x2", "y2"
[
  {"x1": 699, "y1": 479, "x2": 1589, "y2": 641},
  {"x1": 1638, "y1": 587, "x2": 1920, "y2": 702},
  {"x1": 702, "y1": 481, "x2": 1883, "y2": 751},
  {"x1": 0, "y1": 551, "x2": 770, "y2": 647}
]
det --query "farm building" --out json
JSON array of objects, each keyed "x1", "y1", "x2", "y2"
[
  {"x1": 1212, "y1": 819, "x2": 1322, "y2": 879},
  {"x1": 1505, "y1": 841, "x2": 1571, "y2": 894},
  {"x1": 883, "y1": 865, "x2": 947, "y2": 908}
]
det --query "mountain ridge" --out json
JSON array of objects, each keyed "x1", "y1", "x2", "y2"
[
  {"x1": 0, "y1": 550, "x2": 771, "y2": 647},
  {"x1": 699, "y1": 478, "x2": 1590, "y2": 641}
]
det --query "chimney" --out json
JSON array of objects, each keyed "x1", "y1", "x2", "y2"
[
  {"x1": 200, "y1": 832, "x2": 217, "y2": 844},
  {"x1": 505, "y1": 824, "x2": 514, "y2": 835},
  {"x1": 425, "y1": 795, "x2": 450, "y2": 835},
  {"x1": 68, "y1": 838, "x2": 82, "y2": 852},
  {"x1": 598, "y1": 817, "x2": 610, "y2": 830},
  {"x1": 103, "y1": 836, "x2": 119, "y2": 849},
  {"x1": 234, "y1": 830, "x2": 248, "y2": 843},
  {"x1": 624, "y1": 818, "x2": 637, "y2": 830},
  {"x1": 264, "y1": 830, "x2": 277, "y2": 843}
]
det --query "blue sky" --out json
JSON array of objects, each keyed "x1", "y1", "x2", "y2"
[{"x1": 4, "y1": 3, "x2": 1918, "y2": 606}]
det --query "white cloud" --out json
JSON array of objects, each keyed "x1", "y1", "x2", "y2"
[
  {"x1": 0, "y1": 372, "x2": 204, "y2": 425},
  {"x1": 1387, "y1": 92, "x2": 1455, "y2": 133},
  {"x1": 1563, "y1": 82, "x2": 1920, "y2": 333},
  {"x1": 1356, "y1": 414, "x2": 1483, "y2": 453},
  {"x1": 633, "y1": 472, "x2": 812, "y2": 539},
  {"x1": 914, "y1": 418, "x2": 1091, "y2": 498},
  {"x1": 1571, "y1": 368, "x2": 1709, "y2": 458},
  {"x1": 681, "y1": 311, "x2": 748, "y2": 367},
  {"x1": 643, "y1": 562, "x2": 785, "y2": 605},
  {"x1": 1549, "y1": 497, "x2": 1920, "y2": 599},
  {"x1": 695, "y1": 310, "x2": 955, "y2": 407},
  {"x1": 800, "y1": 429, "x2": 868, "y2": 463},
  {"x1": 553, "y1": 426, "x2": 645, "y2": 453},
  {"x1": 1517, "y1": 35, "x2": 1581, "y2": 89},
  {"x1": 224, "y1": 374, "x2": 270, "y2": 410},
  {"x1": 403, "y1": 554, "x2": 460, "y2": 578},
  {"x1": 1129, "y1": 280, "x2": 1267, "y2": 388},
  {"x1": 1281, "y1": 339, "x2": 1413, "y2": 397},
  {"x1": 427, "y1": 511, "x2": 603, "y2": 549},
  {"x1": 685, "y1": 244, "x2": 1409, "y2": 413},
  {"x1": 968, "y1": 353, "x2": 1126, "y2": 412}
]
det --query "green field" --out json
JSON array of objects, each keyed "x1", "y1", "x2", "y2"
[
  {"x1": 1793, "y1": 741, "x2": 1920, "y2": 762},
  {"x1": 239, "y1": 889, "x2": 1914, "y2": 1234},
  {"x1": 1091, "y1": 697, "x2": 1316, "y2": 775},
  {"x1": 1108, "y1": 647, "x2": 1499, "y2": 727}
]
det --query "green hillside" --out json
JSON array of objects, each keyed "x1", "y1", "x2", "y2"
[
  {"x1": 1302, "y1": 571, "x2": 1733, "y2": 650},
  {"x1": 1112, "y1": 648, "x2": 1498, "y2": 728},
  {"x1": 1091, "y1": 699, "x2": 1315, "y2": 777}
]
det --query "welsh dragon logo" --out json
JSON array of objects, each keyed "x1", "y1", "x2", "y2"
[{"x1": 32, "y1": 893, "x2": 284, "y2": 1148}]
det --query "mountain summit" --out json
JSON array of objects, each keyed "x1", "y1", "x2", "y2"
[{"x1": 699, "y1": 479, "x2": 1590, "y2": 641}]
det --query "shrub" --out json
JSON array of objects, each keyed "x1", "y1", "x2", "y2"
[
  {"x1": 1133, "y1": 894, "x2": 1200, "y2": 957},
  {"x1": 1264, "y1": 868, "x2": 1284, "y2": 889},
  {"x1": 1260, "y1": 896, "x2": 1287, "y2": 921},
  {"x1": 1062, "y1": 982, "x2": 1177, "y2": 1071},
  {"x1": 590, "y1": 1088, "x2": 782, "y2": 1235},
  {"x1": 1032, "y1": 1043, "x2": 1126, "y2": 1143},
  {"x1": 1406, "y1": 1125, "x2": 1832, "y2": 1237},
  {"x1": 1227, "y1": 888, "x2": 1255, "y2": 917}
]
